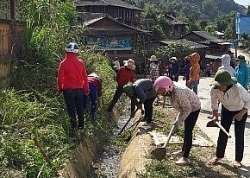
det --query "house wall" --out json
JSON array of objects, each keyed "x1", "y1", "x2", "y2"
[
  {"x1": 77, "y1": 5, "x2": 140, "y2": 26},
  {"x1": 0, "y1": 20, "x2": 25, "y2": 84},
  {"x1": 183, "y1": 33, "x2": 207, "y2": 43}
]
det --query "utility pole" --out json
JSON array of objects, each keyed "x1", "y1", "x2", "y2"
[{"x1": 233, "y1": 12, "x2": 238, "y2": 58}]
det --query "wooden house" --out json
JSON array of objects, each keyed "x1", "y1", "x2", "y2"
[
  {"x1": 166, "y1": 15, "x2": 188, "y2": 40},
  {"x1": 79, "y1": 13, "x2": 151, "y2": 63},
  {"x1": 75, "y1": 0, "x2": 143, "y2": 27},
  {"x1": 180, "y1": 31, "x2": 232, "y2": 73},
  {"x1": 0, "y1": 0, "x2": 24, "y2": 87}
]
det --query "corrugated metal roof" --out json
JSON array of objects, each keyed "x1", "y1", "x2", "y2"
[
  {"x1": 76, "y1": 0, "x2": 143, "y2": 11},
  {"x1": 191, "y1": 31, "x2": 224, "y2": 43},
  {"x1": 160, "y1": 39, "x2": 208, "y2": 49}
]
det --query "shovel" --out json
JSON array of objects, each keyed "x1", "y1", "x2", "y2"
[
  {"x1": 117, "y1": 109, "x2": 140, "y2": 135},
  {"x1": 150, "y1": 125, "x2": 176, "y2": 161},
  {"x1": 206, "y1": 120, "x2": 231, "y2": 138}
]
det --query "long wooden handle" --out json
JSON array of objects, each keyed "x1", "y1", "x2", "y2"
[
  {"x1": 215, "y1": 121, "x2": 231, "y2": 138},
  {"x1": 163, "y1": 125, "x2": 176, "y2": 148},
  {"x1": 117, "y1": 109, "x2": 139, "y2": 135}
]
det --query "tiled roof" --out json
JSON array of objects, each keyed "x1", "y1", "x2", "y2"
[{"x1": 76, "y1": 0, "x2": 143, "y2": 11}]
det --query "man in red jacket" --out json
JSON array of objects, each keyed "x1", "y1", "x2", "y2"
[
  {"x1": 107, "y1": 59, "x2": 136, "y2": 115},
  {"x1": 57, "y1": 42, "x2": 89, "y2": 136}
]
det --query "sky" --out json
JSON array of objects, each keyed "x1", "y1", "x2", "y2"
[{"x1": 234, "y1": 0, "x2": 249, "y2": 6}]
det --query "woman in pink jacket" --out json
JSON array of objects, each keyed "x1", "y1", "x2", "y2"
[{"x1": 154, "y1": 76, "x2": 201, "y2": 165}]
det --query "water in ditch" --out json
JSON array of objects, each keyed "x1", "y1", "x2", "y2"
[{"x1": 90, "y1": 104, "x2": 135, "y2": 178}]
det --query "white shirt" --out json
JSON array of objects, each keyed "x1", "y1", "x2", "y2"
[{"x1": 210, "y1": 83, "x2": 250, "y2": 111}]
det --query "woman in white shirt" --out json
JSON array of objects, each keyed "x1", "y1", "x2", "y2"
[{"x1": 209, "y1": 70, "x2": 250, "y2": 168}]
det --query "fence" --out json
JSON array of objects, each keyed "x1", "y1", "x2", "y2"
[{"x1": 0, "y1": 19, "x2": 25, "y2": 84}]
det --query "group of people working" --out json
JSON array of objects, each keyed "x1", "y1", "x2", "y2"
[{"x1": 56, "y1": 42, "x2": 250, "y2": 169}]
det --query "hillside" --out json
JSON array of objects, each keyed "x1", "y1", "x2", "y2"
[{"x1": 128, "y1": 0, "x2": 246, "y2": 21}]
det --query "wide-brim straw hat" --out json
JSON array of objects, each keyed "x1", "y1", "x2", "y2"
[
  {"x1": 149, "y1": 55, "x2": 158, "y2": 62},
  {"x1": 123, "y1": 59, "x2": 136, "y2": 70},
  {"x1": 212, "y1": 70, "x2": 237, "y2": 86}
]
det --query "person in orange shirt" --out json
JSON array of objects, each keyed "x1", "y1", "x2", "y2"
[
  {"x1": 187, "y1": 52, "x2": 200, "y2": 94},
  {"x1": 57, "y1": 43, "x2": 89, "y2": 137}
]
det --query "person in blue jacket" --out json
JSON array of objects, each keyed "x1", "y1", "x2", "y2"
[
  {"x1": 234, "y1": 55, "x2": 249, "y2": 90},
  {"x1": 168, "y1": 57, "x2": 180, "y2": 82}
]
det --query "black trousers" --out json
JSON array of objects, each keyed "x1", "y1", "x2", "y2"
[
  {"x1": 63, "y1": 89, "x2": 84, "y2": 129},
  {"x1": 182, "y1": 109, "x2": 200, "y2": 158},
  {"x1": 107, "y1": 84, "x2": 134, "y2": 112},
  {"x1": 216, "y1": 106, "x2": 247, "y2": 162},
  {"x1": 143, "y1": 97, "x2": 156, "y2": 123}
]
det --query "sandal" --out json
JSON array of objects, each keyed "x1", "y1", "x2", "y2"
[
  {"x1": 233, "y1": 161, "x2": 242, "y2": 168},
  {"x1": 208, "y1": 157, "x2": 221, "y2": 165}
]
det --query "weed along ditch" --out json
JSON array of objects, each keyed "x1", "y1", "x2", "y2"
[
  {"x1": 58, "y1": 101, "x2": 138, "y2": 178},
  {"x1": 57, "y1": 98, "x2": 242, "y2": 178}
]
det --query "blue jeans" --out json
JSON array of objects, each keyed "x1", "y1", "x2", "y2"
[
  {"x1": 83, "y1": 83, "x2": 98, "y2": 117},
  {"x1": 188, "y1": 80, "x2": 199, "y2": 94},
  {"x1": 63, "y1": 89, "x2": 84, "y2": 129}
]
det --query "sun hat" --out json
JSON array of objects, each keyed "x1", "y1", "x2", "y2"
[
  {"x1": 123, "y1": 59, "x2": 136, "y2": 70},
  {"x1": 149, "y1": 55, "x2": 158, "y2": 62},
  {"x1": 212, "y1": 70, "x2": 237, "y2": 86},
  {"x1": 169, "y1": 57, "x2": 177, "y2": 61},
  {"x1": 123, "y1": 82, "x2": 134, "y2": 97}
]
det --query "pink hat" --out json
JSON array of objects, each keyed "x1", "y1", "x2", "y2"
[{"x1": 153, "y1": 76, "x2": 174, "y2": 93}]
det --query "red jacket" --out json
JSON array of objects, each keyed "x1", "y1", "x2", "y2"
[
  {"x1": 57, "y1": 53, "x2": 89, "y2": 93},
  {"x1": 88, "y1": 76, "x2": 102, "y2": 97},
  {"x1": 116, "y1": 66, "x2": 135, "y2": 85}
]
